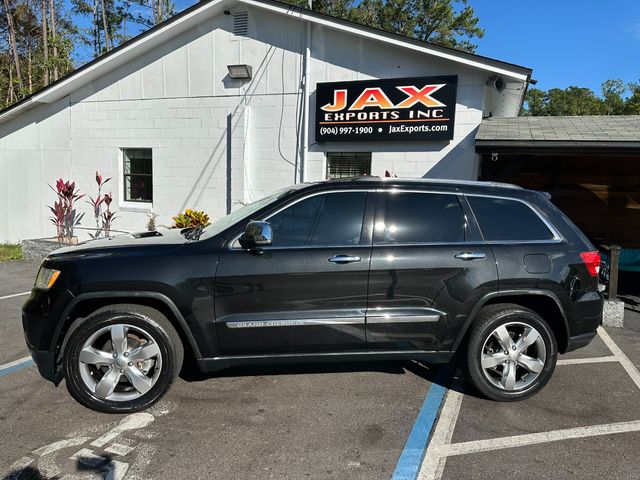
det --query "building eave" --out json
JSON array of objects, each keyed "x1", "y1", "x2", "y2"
[
  {"x1": 242, "y1": 0, "x2": 532, "y2": 82},
  {"x1": 476, "y1": 140, "x2": 640, "y2": 154},
  {"x1": 0, "y1": 0, "x2": 532, "y2": 127},
  {"x1": 0, "y1": 0, "x2": 233, "y2": 125}
]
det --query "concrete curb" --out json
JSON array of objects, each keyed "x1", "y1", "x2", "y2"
[
  {"x1": 21, "y1": 238, "x2": 67, "y2": 262},
  {"x1": 602, "y1": 299, "x2": 625, "y2": 328}
]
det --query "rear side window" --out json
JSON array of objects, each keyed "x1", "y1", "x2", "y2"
[
  {"x1": 379, "y1": 192, "x2": 466, "y2": 244},
  {"x1": 467, "y1": 196, "x2": 556, "y2": 242},
  {"x1": 269, "y1": 192, "x2": 367, "y2": 246}
]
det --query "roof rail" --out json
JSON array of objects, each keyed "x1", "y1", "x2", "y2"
[{"x1": 326, "y1": 176, "x2": 523, "y2": 189}]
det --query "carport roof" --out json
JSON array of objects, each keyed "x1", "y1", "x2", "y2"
[{"x1": 476, "y1": 115, "x2": 640, "y2": 152}]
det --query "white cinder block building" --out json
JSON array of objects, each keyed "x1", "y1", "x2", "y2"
[{"x1": 0, "y1": 0, "x2": 531, "y2": 242}]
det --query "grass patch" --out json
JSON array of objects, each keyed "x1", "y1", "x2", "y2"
[{"x1": 0, "y1": 243, "x2": 23, "y2": 262}]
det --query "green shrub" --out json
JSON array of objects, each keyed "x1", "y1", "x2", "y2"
[
  {"x1": 0, "y1": 244, "x2": 23, "y2": 262},
  {"x1": 172, "y1": 209, "x2": 211, "y2": 229}
]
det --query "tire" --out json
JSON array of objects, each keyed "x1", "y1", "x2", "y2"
[
  {"x1": 466, "y1": 303, "x2": 557, "y2": 402},
  {"x1": 63, "y1": 304, "x2": 184, "y2": 413}
]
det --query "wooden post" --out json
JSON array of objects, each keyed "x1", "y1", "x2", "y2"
[{"x1": 608, "y1": 245, "x2": 621, "y2": 301}]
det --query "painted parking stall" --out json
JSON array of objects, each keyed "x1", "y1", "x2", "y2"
[
  {"x1": 416, "y1": 327, "x2": 640, "y2": 480},
  {"x1": 0, "y1": 356, "x2": 35, "y2": 378}
]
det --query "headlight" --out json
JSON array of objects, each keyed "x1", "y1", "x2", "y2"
[{"x1": 35, "y1": 267, "x2": 61, "y2": 290}]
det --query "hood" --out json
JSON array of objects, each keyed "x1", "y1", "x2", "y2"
[{"x1": 47, "y1": 229, "x2": 189, "y2": 259}]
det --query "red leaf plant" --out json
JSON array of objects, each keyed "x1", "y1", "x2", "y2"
[
  {"x1": 87, "y1": 171, "x2": 113, "y2": 239},
  {"x1": 101, "y1": 192, "x2": 117, "y2": 237},
  {"x1": 49, "y1": 179, "x2": 85, "y2": 243}
]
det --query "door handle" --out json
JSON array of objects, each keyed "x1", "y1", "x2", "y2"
[
  {"x1": 454, "y1": 252, "x2": 486, "y2": 261},
  {"x1": 328, "y1": 255, "x2": 362, "y2": 264}
]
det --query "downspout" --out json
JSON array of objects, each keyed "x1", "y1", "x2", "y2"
[{"x1": 300, "y1": 1, "x2": 312, "y2": 183}]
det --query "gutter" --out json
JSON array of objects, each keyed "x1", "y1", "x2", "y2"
[
  {"x1": 475, "y1": 140, "x2": 640, "y2": 154},
  {"x1": 300, "y1": 4, "x2": 311, "y2": 183}
]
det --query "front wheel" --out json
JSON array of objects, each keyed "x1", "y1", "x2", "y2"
[
  {"x1": 466, "y1": 303, "x2": 557, "y2": 401},
  {"x1": 63, "y1": 305, "x2": 183, "y2": 413}
]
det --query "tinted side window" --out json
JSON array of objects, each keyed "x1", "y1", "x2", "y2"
[
  {"x1": 269, "y1": 192, "x2": 367, "y2": 246},
  {"x1": 380, "y1": 192, "x2": 466, "y2": 244},
  {"x1": 467, "y1": 196, "x2": 556, "y2": 242}
]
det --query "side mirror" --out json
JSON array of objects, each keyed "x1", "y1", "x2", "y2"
[{"x1": 239, "y1": 221, "x2": 272, "y2": 250}]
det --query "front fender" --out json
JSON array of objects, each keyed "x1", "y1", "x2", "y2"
[{"x1": 52, "y1": 291, "x2": 204, "y2": 362}]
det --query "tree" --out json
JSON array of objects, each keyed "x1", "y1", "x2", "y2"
[
  {"x1": 521, "y1": 79, "x2": 640, "y2": 116},
  {"x1": 0, "y1": 0, "x2": 74, "y2": 109},
  {"x1": 49, "y1": 0, "x2": 57, "y2": 79},
  {"x1": 544, "y1": 87, "x2": 601, "y2": 116},
  {"x1": 522, "y1": 80, "x2": 640, "y2": 116},
  {"x1": 413, "y1": 0, "x2": 484, "y2": 51},
  {"x1": 41, "y1": 0, "x2": 47, "y2": 84},
  {"x1": 285, "y1": 0, "x2": 484, "y2": 52},
  {"x1": 3, "y1": 0, "x2": 24, "y2": 92},
  {"x1": 625, "y1": 81, "x2": 640, "y2": 115},
  {"x1": 601, "y1": 79, "x2": 625, "y2": 115}
]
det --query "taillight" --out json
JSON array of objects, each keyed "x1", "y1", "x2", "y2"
[{"x1": 580, "y1": 251, "x2": 601, "y2": 277}]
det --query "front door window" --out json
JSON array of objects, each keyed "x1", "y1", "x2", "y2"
[{"x1": 268, "y1": 192, "x2": 367, "y2": 247}]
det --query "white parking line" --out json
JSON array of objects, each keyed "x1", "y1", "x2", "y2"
[
  {"x1": 0, "y1": 356, "x2": 32, "y2": 371},
  {"x1": 435, "y1": 419, "x2": 640, "y2": 457},
  {"x1": 417, "y1": 377, "x2": 464, "y2": 480},
  {"x1": 417, "y1": 326, "x2": 640, "y2": 480},
  {"x1": 597, "y1": 327, "x2": 640, "y2": 391},
  {"x1": 557, "y1": 355, "x2": 618, "y2": 365},
  {"x1": 0, "y1": 291, "x2": 30, "y2": 301}
]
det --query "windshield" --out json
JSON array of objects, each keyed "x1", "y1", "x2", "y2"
[{"x1": 200, "y1": 187, "x2": 295, "y2": 239}]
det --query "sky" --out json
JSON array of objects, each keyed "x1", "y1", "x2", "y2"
[
  {"x1": 70, "y1": 0, "x2": 640, "y2": 95},
  {"x1": 471, "y1": 0, "x2": 640, "y2": 93}
]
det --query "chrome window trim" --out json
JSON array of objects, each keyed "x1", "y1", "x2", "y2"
[
  {"x1": 464, "y1": 193, "x2": 563, "y2": 244},
  {"x1": 232, "y1": 243, "x2": 373, "y2": 251},
  {"x1": 372, "y1": 241, "x2": 483, "y2": 247},
  {"x1": 228, "y1": 188, "x2": 375, "y2": 250},
  {"x1": 228, "y1": 187, "x2": 564, "y2": 250}
]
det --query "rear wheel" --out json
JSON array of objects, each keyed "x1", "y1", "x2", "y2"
[
  {"x1": 63, "y1": 305, "x2": 183, "y2": 413},
  {"x1": 466, "y1": 303, "x2": 557, "y2": 401}
]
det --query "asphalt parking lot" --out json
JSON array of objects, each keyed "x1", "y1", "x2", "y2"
[{"x1": 2, "y1": 261, "x2": 640, "y2": 480}]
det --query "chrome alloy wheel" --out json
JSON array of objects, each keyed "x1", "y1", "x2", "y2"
[
  {"x1": 480, "y1": 321, "x2": 546, "y2": 391},
  {"x1": 78, "y1": 324, "x2": 163, "y2": 401}
]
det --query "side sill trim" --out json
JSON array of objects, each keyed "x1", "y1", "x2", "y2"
[
  {"x1": 197, "y1": 350, "x2": 455, "y2": 372},
  {"x1": 367, "y1": 315, "x2": 440, "y2": 324},
  {"x1": 226, "y1": 318, "x2": 363, "y2": 328}
]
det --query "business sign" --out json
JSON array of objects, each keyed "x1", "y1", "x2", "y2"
[{"x1": 315, "y1": 75, "x2": 457, "y2": 142}]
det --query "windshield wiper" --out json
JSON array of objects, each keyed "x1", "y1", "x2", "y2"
[{"x1": 182, "y1": 226, "x2": 205, "y2": 241}]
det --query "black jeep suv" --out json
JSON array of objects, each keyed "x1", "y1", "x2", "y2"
[{"x1": 23, "y1": 177, "x2": 603, "y2": 413}]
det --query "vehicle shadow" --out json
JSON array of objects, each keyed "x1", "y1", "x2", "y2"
[
  {"x1": 3, "y1": 452, "x2": 120, "y2": 480},
  {"x1": 179, "y1": 356, "x2": 479, "y2": 398}
]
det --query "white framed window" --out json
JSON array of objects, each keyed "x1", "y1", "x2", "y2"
[{"x1": 119, "y1": 148, "x2": 153, "y2": 209}]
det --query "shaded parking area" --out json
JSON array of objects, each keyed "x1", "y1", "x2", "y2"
[{"x1": 1, "y1": 261, "x2": 640, "y2": 479}]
